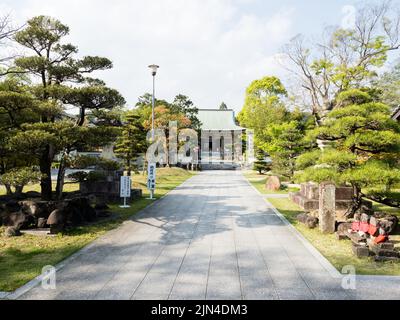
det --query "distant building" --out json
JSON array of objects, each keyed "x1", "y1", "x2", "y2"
[
  {"x1": 197, "y1": 109, "x2": 246, "y2": 170},
  {"x1": 392, "y1": 107, "x2": 400, "y2": 122}
]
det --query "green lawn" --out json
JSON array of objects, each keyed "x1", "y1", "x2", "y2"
[
  {"x1": 0, "y1": 167, "x2": 196, "y2": 292},
  {"x1": 243, "y1": 171, "x2": 400, "y2": 276},
  {"x1": 242, "y1": 170, "x2": 298, "y2": 195}
]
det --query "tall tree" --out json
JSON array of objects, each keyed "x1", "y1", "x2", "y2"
[
  {"x1": 11, "y1": 16, "x2": 125, "y2": 200},
  {"x1": 284, "y1": 1, "x2": 400, "y2": 125},
  {"x1": 373, "y1": 60, "x2": 400, "y2": 109},
  {"x1": 238, "y1": 76, "x2": 289, "y2": 149},
  {"x1": 170, "y1": 94, "x2": 201, "y2": 130}
]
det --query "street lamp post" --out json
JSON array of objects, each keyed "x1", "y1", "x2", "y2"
[{"x1": 147, "y1": 64, "x2": 159, "y2": 200}]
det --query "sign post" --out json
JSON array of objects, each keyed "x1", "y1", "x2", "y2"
[
  {"x1": 147, "y1": 163, "x2": 156, "y2": 200},
  {"x1": 119, "y1": 176, "x2": 131, "y2": 208}
]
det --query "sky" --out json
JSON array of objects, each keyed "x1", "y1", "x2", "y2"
[{"x1": 0, "y1": 0, "x2": 389, "y2": 112}]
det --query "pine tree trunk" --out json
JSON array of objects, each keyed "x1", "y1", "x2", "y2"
[
  {"x1": 127, "y1": 159, "x2": 131, "y2": 177},
  {"x1": 4, "y1": 184, "x2": 12, "y2": 195},
  {"x1": 55, "y1": 156, "x2": 67, "y2": 200},
  {"x1": 14, "y1": 185, "x2": 24, "y2": 197},
  {"x1": 40, "y1": 148, "x2": 53, "y2": 201}
]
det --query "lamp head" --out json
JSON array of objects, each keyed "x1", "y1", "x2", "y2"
[{"x1": 148, "y1": 64, "x2": 159, "y2": 76}]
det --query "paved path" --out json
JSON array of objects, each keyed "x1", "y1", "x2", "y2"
[{"x1": 19, "y1": 171, "x2": 400, "y2": 300}]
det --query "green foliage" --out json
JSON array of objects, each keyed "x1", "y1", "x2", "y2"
[
  {"x1": 341, "y1": 161, "x2": 400, "y2": 190},
  {"x1": 0, "y1": 167, "x2": 43, "y2": 194},
  {"x1": 96, "y1": 158, "x2": 121, "y2": 171},
  {"x1": 114, "y1": 111, "x2": 147, "y2": 173},
  {"x1": 296, "y1": 149, "x2": 322, "y2": 170},
  {"x1": 238, "y1": 76, "x2": 289, "y2": 149},
  {"x1": 67, "y1": 170, "x2": 106, "y2": 182},
  {"x1": 170, "y1": 94, "x2": 201, "y2": 130},
  {"x1": 262, "y1": 121, "x2": 308, "y2": 180},
  {"x1": 373, "y1": 61, "x2": 400, "y2": 109},
  {"x1": 295, "y1": 167, "x2": 341, "y2": 184},
  {"x1": 253, "y1": 150, "x2": 271, "y2": 174},
  {"x1": 69, "y1": 155, "x2": 99, "y2": 169}
]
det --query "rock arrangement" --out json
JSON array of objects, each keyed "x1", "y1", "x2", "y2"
[
  {"x1": 290, "y1": 182, "x2": 373, "y2": 220},
  {"x1": 336, "y1": 213, "x2": 399, "y2": 260},
  {"x1": 0, "y1": 196, "x2": 112, "y2": 236}
]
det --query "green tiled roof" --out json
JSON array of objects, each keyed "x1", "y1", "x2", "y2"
[{"x1": 197, "y1": 109, "x2": 245, "y2": 131}]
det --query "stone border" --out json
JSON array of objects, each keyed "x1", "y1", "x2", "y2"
[{"x1": 0, "y1": 174, "x2": 197, "y2": 300}]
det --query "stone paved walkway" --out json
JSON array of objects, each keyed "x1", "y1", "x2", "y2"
[{"x1": 19, "y1": 171, "x2": 400, "y2": 300}]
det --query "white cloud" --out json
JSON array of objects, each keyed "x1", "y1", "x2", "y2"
[{"x1": 4, "y1": 0, "x2": 295, "y2": 112}]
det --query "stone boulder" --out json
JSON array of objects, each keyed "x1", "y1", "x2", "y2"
[
  {"x1": 2, "y1": 211, "x2": 27, "y2": 229},
  {"x1": 37, "y1": 218, "x2": 47, "y2": 228},
  {"x1": 265, "y1": 176, "x2": 281, "y2": 192},
  {"x1": 4, "y1": 226, "x2": 21, "y2": 237},
  {"x1": 297, "y1": 213, "x2": 319, "y2": 229},
  {"x1": 373, "y1": 213, "x2": 398, "y2": 235},
  {"x1": 65, "y1": 197, "x2": 96, "y2": 224},
  {"x1": 337, "y1": 222, "x2": 352, "y2": 233},
  {"x1": 47, "y1": 209, "x2": 66, "y2": 234}
]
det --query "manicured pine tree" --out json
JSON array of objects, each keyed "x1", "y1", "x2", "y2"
[
  {"x1": 296, "y1": 89, "x2": 400, "y2": 216},
  {"x1": 114, "y1": 112, "x2": 147, "y2": 176},
  {"x1": 10, "y1": 16, "x2": 125, "y2": 200}
]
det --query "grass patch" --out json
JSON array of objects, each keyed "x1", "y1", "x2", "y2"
[
  {"x1": 0, "y1": 167, "x2": 195, "y2": 292},
  {"x1": 243, "y1": 170, "x2": 298, "y2": 194},
  {"x1": 267, "y1": 197, "x2": 400, "y2": 276}
]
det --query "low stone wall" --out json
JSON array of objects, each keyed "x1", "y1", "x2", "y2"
[{"x1": 290, "y1": 182, "x2": 368, "y2": 220}]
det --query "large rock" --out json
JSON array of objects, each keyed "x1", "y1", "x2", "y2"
[
  {"x1": 4, "y1": 227, "x2": 21, "y2": 237},
  {"x1": 2, "y1": 211, "x2": 27, "y2": 229},
  {"x1": 296, "y1": 213, "x2": 318, "y2": 229},
  {"x1": 66, "y1": 197, "x2": 96, "y2": 223},
  {"x1": 19, "y1": 201, "x2": 43, "y2": 217},
  {"x1": 47, "y1": 209, "x2": 66, "y2": 234},
  {"x1": 352, "y1": 244, "x2": 370, "y2": 258},
  {"x1": 265, "y1": 176, "x2": 281, "y2": 192},
  {"x1": 337, "y1": 222, "x2": 352, "y2": 233},
  {"x1": 374, "y1": 214, "x2": 398, "y2": 235}
]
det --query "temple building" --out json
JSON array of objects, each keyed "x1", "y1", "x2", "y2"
[{"x1": 197, "y1": 109, "x2": 246, "y2": 170}]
